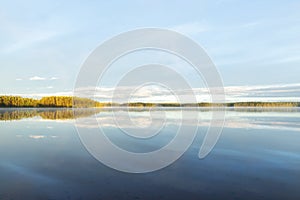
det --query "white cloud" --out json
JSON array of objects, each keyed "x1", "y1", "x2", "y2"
[
  {"x1": 29, "y1": 135, "x2": 45, "y2": 139},
  {"x1": 28, "y1": 76, "x2": 59, "y2": 81},
  {"x1": 16, "y1": 78, "x2": 22, "y2": 81},
  {"x1": 29, "y1": 76, "x2": 46, "y2": 81}
]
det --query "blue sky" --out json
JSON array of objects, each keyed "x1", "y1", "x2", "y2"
[{"x1": 0, "y1": 0, "x2": 299, "y2": 101}]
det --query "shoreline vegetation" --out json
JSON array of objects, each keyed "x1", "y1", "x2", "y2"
[{"x1": 0, "y1": 95, "x2": 299, "y2": 108}]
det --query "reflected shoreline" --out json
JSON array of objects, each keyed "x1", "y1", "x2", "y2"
[
  {"x1": 0, "y1": 108, "x2": 99, "y2": 121},
  {"x1": 0, "y1": 107, "x2": 299, "y2": 121}
]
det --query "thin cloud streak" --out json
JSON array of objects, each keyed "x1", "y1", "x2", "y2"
[
  {"x1": 2, "y1": 30, "x2": 60, "y2": 54},
  {"x1": 170, "y1": 22, "x2": 209, "y2": 36},
  {"x1": 75, "y1": 83, "x2": 300, "y2": 103},
  {"x1": 2, "y1": 83, "x2": 299, "y2": 103},
  {"x1": 28, "y1": 76, "x2": 59, "y2": 81},
  {"x1": 29, "y1": 76, "x2": 46, "y2": 81}
]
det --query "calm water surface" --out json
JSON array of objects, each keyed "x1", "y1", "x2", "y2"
[{"x1": 0, "y1": 108, "x2": 299, "y2": 200}]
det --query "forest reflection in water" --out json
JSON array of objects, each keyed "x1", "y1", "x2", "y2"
[
  {"x1": 0, "y1": 107, "x2": 299, "y2": 121},
  {"x1": 0, "y1": 108, "x2": 99, "y2": 121}
]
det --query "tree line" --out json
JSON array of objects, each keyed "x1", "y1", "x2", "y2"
[
  {"x1": 0, "y1": 96, "x2": 299, "y2": 108},
  {"x1": 0, "y1": 96, "x2": 105, "y2": 108},
  {"x1": 120, "y1": 102, "x2": 300, "y2": 107}
]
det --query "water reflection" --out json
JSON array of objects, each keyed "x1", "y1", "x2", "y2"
[
  {"x1": 74, "y1": 108, "x2": 300, "y2": 132},
  {"x1": 0, "y1": 108, "x2": 100, "y2": 121},
  {"x1": 1, "y1": 108, "x2": 299, "y2": 132},
  {"x1": 0, "y1": 108, "x2": 299, "y2": 199}
]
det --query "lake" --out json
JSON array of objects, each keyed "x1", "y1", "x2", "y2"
[{"x1": 0, "y1": 108, "x2": 299, "y2": 200}]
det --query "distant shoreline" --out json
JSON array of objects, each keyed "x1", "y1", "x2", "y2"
[{"x1": 0, "y1": 95, "x2": 299, "y2": 108}]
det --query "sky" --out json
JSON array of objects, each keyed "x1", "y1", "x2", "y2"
[{"x1": 0, "y1": 0, "x2": 299, "y2": 102}]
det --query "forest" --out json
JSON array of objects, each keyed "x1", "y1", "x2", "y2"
[
  {"x1": 0, "y1": 96, "x2": 299, "y2": 108},
  {"x1": 121, "y1": 102, "x2": 300, "y2": 107},
  {"x1": 0, "y1": 96, "x2": 105, "y2": 108}
]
